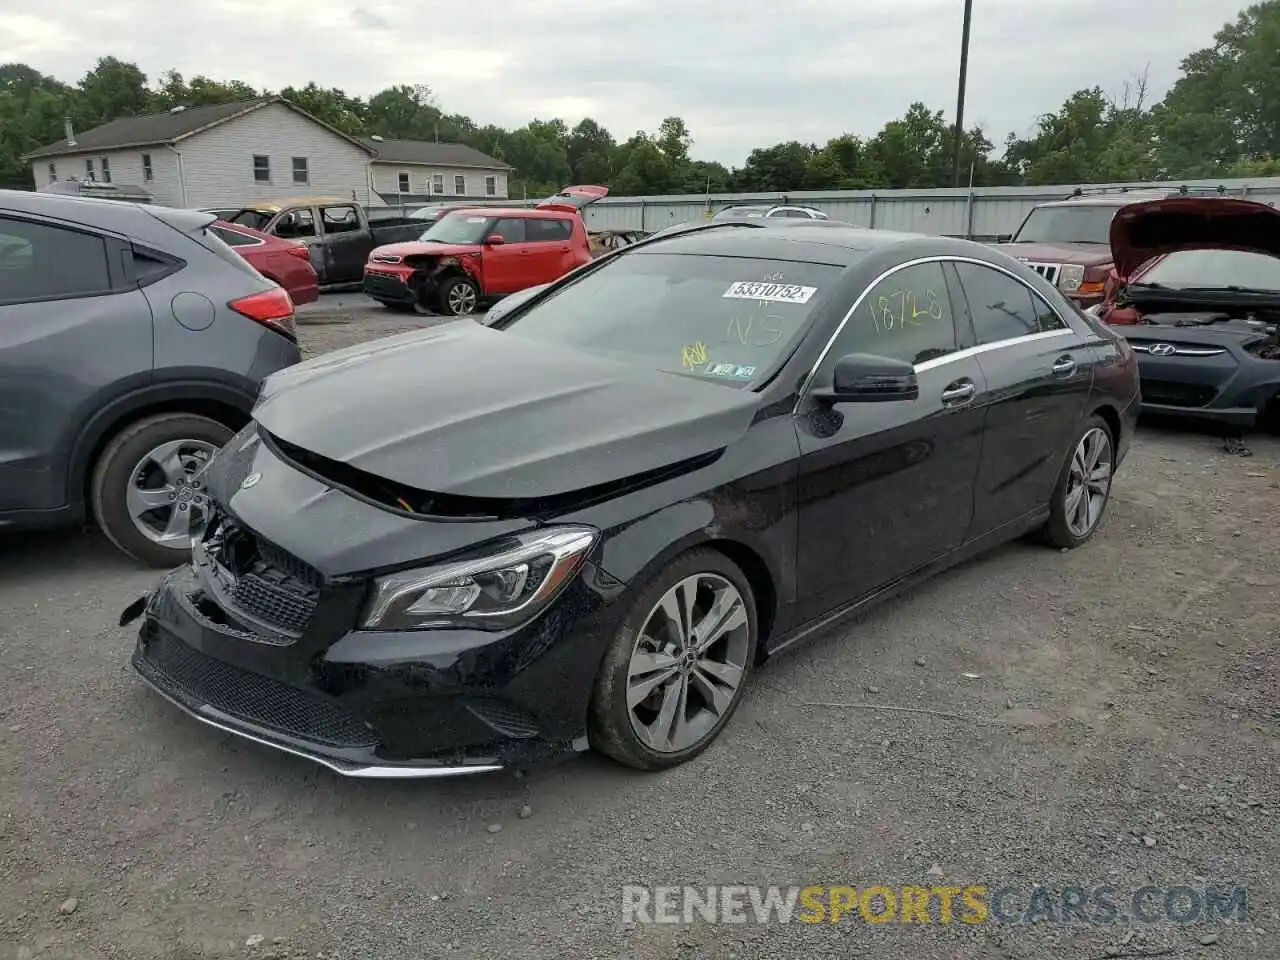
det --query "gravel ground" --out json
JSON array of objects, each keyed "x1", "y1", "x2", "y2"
[{"x1": 1, "y1": 302, "x2": 1277, "y2": 959}]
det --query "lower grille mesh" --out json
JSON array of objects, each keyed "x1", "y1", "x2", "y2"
[{"x1": 137, "y1": 631, "x2": 375, "y2": 748}]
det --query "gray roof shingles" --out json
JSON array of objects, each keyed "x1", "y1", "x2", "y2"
[
  {"x1": 24, "y1": 98, "x2": 511, "y2": 172},
  {"x1": 358, "y1": 138, "x2": 511, "y2": 170}
]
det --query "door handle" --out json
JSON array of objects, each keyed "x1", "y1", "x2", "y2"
[
  {"x1": 940, "y1": 379, "x2": 976, "y2": 405},
  {"x1": 1051, "y1": 355, "x2": 1077, "y2": 377}
]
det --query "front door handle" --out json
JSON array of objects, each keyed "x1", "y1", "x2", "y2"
[
  {"x1": 940, "y1": 379, "x2": 976, "y2": 405},
  {"x1": 1051, "y1": 355, "x2": 1077, "y2": 377}
]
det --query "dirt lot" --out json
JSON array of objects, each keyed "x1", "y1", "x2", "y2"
[{"x1": 0, "y1": 302, "x2": 1277, "y2": 959}]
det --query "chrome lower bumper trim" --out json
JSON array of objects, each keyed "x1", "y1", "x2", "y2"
[{"x1": 133, "y1": 665, "x2": 503, "y2": 780}]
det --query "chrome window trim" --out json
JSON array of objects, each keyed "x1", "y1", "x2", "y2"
[{"x1": 794, "y1": 254, "x2": 1079, "y2": 410}]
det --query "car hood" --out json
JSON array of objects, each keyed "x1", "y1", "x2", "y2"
[
  {"x1": 995, "y1": 241, "x2": 1113, "y2": 265},
  {"x1": 1121, "y1": 316, "x2": 1276, "y2": 348},
  {"x1": 252, "y1": 321, "x2": 760, "y2": 501},
  {"x1": 1110, "y1": 196, "x2": 1280, "y2": 277},
  {"x1": 367, "y1": 240, "x2": 480, "y2": 262}
]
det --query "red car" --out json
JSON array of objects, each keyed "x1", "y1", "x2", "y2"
[
  {"x1": 363, "y1": 185, "x2": 608, "y2": 315},
  {"x1": 207, "y1": 220, "x2": 319, "y2": 306}
]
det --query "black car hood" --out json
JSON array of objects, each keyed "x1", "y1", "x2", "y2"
[
  {"x1": 1122, "y1": 317, "x2": 1274, "y2": 348},
  {"x1": 253, "y1": 321, "x2": 760, "y2": 501}
]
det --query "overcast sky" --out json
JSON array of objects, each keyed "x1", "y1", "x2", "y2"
[{"x1": 0, "y1": 0, "x2": 1252, "y2": 165}]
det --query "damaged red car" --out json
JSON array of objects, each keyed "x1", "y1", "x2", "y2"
[
  {"x1": 1093, "y1": 195, "x2": 1280, "y2": 429},
  {"x1": 363, "y1": 185, "x2": 608, "y2": 316}
]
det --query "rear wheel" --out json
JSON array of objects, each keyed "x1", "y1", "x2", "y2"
[
  {"x1": 589, "y1": 549, "x2": 758, "y2": 770},
  {"x1": 1041, "y1": 415, "x2": 1115, "y2": 548},
  {"x1": 91, "y1": 413, "x2": 233, "y2": 567},
  {"x1": 437, "y1": 275, "x2": 480, "y2": 316}
]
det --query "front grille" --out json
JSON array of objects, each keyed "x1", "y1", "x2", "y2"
[
  {"x1": 202, "y1": 512, "x2": 320, "y2": 633},
  {"x1": 137, "y1": 630, "x2": 376, "y2": 748},
  {"x1": 464, "y1": 698, "x2": 541, "y2": 739},
  {"x1": 1023, "y1": 261, "x2": 1061, "y2": 286},
  {"x1": 1140, "y1": 379, "x2": 1218, "y2": 408},
  {"x1": 370, "y1": 254, "x2": 402, "y2": 264},
  {"x1": 363, "y1": 272, "x2": 412, "y2": 301}
]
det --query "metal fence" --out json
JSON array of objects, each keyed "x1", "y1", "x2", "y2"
[{"x1": 581, "y1": 177, "x2": 1280, "y2": 240}]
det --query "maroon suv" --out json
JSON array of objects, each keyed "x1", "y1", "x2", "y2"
[{"x1": 997, "y1": 186, "x2": 1238, "y2": 309}]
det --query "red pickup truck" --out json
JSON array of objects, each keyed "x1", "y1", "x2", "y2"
[{"x1": 363, "y1": 185, "x2": 608, "y2": 315}]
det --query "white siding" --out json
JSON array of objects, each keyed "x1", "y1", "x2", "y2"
[
  {"x1": 176, "y1": 102, "x2": 371, "y2": 208},
  {"x1": 370, "y1": 163, "x2": 508, "y2": 199},
  {"x1": 29, "y1": 148, "x2": 182, "y2": 206}
]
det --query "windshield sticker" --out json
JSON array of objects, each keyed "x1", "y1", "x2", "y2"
[
  {"x1": 681, "y1": 341, "x2": 709, "y2": 370},
  {"x1": 723, "y1": 281, "x2": 817, "y2": 305},
  {"x1": 705, "y1": 362, "x2": 756, "y2": 379},
  {"x1": 465, "y1": 216, "x2": 487, "y2": 223}
]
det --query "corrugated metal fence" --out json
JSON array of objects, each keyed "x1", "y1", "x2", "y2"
[{"x1": 582, "y1": 177, "x2": 1280, "y2": 240}]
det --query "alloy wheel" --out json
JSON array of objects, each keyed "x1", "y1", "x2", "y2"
[
  {"x1": 1064, "y1": 427, "x2": 1113, "y2": 538},
  {"x1": 625, "y1": 573, "x2": 751, "y2": 754},
  {"x1": 126, "y1": 439, "x2": 218, "y2": 547},
  {"x1": 447, "y1": 282, "x2": 478, "y2": 315}
]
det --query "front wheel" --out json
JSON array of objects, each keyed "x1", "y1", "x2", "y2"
[
  {"x1": 589, "y1": 549, "x2": 758, "y2": 770},
  {"x1": 437, "y1": 275, "x2": 480, "y2": 316},
  {"x1": 1041, "y1": 415, "x2": 1115, "y2": 548},
  {"x1": 91, "y1": 413, "x2": 233, "y2": 567}
]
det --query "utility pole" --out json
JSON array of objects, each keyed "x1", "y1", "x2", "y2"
[{"x1": 952, "y1": 0, "x2": 974, "y2": 187}]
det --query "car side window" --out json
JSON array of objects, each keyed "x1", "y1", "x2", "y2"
[
  {"x1": 320, "y1": 205, "x2": 360, "y2": 234},
  {"x1": 275, "y1": 209, "x2": 315, "y2": 239},
  {"x1": 492, "y1": 218, "x2": 527, "y2": 243},
  {"x1": 526, "y1": 217, "x2": 572, "y2": 242},
  {"x1": 954, "y1": 262, "x2": 1060, "y2": 343},
  {"x1": 0, "y1": 215, "x2": 113, "y2": 304},
  {"x1": 210, "y1": 226, "x2": 260, "y2": 247},
  {"x1": 819, "y1": 261, "x2": 957, "y2": 375}
]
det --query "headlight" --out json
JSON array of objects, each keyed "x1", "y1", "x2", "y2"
[
  {"x1": 1057, "y1": 264, "x2": 1085, "y2": 292},
  {"x1": 361, "y1": 526, "x2": 597, "y2": 631}
]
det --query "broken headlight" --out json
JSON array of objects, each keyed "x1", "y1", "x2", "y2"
[
  {"x1": 360, "y1": 526, "x2": 597, "y2": 631},
  {"x1": 1057, "y1": 264, "x2": 1085, "y2": 292}
]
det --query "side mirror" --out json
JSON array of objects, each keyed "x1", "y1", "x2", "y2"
[
  {"x1": 813, "y1": 353, "x2": 919, "y2": 404},
  {"x1": 484, "y1": 233, "x2": 506, "y2": 246}
]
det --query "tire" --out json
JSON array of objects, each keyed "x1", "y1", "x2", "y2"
[
  {"x1": 588, "y1": 548, "x2": 758, "y2": 771},
  {"x1": 437, "y1": 275, "x2": 480, "y2": 316},
  {"x1": 1041, "y1": 414, "x2": 1115, "y2": 549},
  {"x1": 90, "y1": 413, "x2": 234, "y2": 567}
]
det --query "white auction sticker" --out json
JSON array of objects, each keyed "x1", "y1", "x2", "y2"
[{"x1": 722, "y1": 281, "x2": 817, "y2": 304}]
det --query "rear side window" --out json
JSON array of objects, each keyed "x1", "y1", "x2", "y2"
[
  {"x1": 210, "y1": 225, "x2": 262, "y2": 247},
  {"x1": 526, "y1": 217, "x2": 572, "y2": 242},
  {"x1": 0, "y1": 215, "x2": 112, "y2": 304},
  {"x1": 954, "y1": 263, "x2": 1047, "y2": 344}
]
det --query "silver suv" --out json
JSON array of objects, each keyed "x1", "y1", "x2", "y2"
[{"x1": 0, "y1": 191, "x2": 302, "y2": 566}]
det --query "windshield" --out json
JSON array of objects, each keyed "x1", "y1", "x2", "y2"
[
  {"x1": 1137, "y1": 248, "x2": 1280, "y2": 291},
  {"x1": 228, "y1": 209, "x2": 273, "y2": 231},
  {"x1": 501, "y1": 252, "x2": 843, "y2": 387},
  {"x1": 418, "y1": 213, "x2": 493, "y2": 244},
  {"x1": 1013, "y1": 205, "x2": 1117, "y2": 244}
]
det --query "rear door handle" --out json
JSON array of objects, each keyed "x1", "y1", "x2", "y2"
[
  {"x1": 1051, "y1": 355, "x2": 1077, "y2": 377},
  {"x1": 941, "y1": 379, "x2": 976, "y2": 405}
]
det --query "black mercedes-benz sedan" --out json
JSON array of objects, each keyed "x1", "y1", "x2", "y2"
[{"x1": 123, "y1": 222, "x2": 1140, "y2": 778}]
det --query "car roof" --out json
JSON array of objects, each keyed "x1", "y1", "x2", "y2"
[
  {"x1": 634, "y1": 222, "x2": 968, "y2": 267},
  {"x1": 446, "y1": 207, "x2": 568, "y2": 219}
]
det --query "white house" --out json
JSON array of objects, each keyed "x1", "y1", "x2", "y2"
[{"x1": 22, "y1": 97, "x2": 511, "y2": 209}]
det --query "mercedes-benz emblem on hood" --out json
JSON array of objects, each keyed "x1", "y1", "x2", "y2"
[
  {"x1": 1150, "y1": 343, "x2": 1176, "y2": 356},
  {"x1": 240, "y1": 472, "x2": 262, "y2": 489}
]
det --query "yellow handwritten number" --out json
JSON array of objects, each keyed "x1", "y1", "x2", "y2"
[{"x1": 682, "y1": 341, "x2": 709, "y2": 369}]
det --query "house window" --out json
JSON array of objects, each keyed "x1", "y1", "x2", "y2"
[
  {"x1": 47, "y1": 163, "x2": 57, "y2": 184},
  {"x1": 85, "y1": 159, "x2": 95, "y2": 181},
  {"x1": 253, "y1": 155, "x2": 271, "y2": 182},
  {"x1": 485, "y1": 176, "x2": 496, "y2": 197},
  {"x1": 454, "y1": 175, "x2": 466, "y2": 195},
  {"x1": 141, "y1": 154, "x2": 153, "y2": 182},
  {"x1": 397, "y1": 172, "x2": 410, "y2": 193},
  {"x1": 292, "y1": 157, "x2": 309, "y2": 184},
  {"x1": 432, "y1": 174, "x2": 444, "y2": 194},
  {"x1": 101, "y1": 157, "x2": 111, "y2": 183}
]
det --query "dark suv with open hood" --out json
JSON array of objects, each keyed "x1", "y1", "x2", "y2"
[{"x1": 997, "y1": 186, "x2": 1239, "y2": 309}]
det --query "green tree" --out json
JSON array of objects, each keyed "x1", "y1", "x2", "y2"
[{"x1": 78, "y1": 57, "x2": 151, "y2": 122}]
